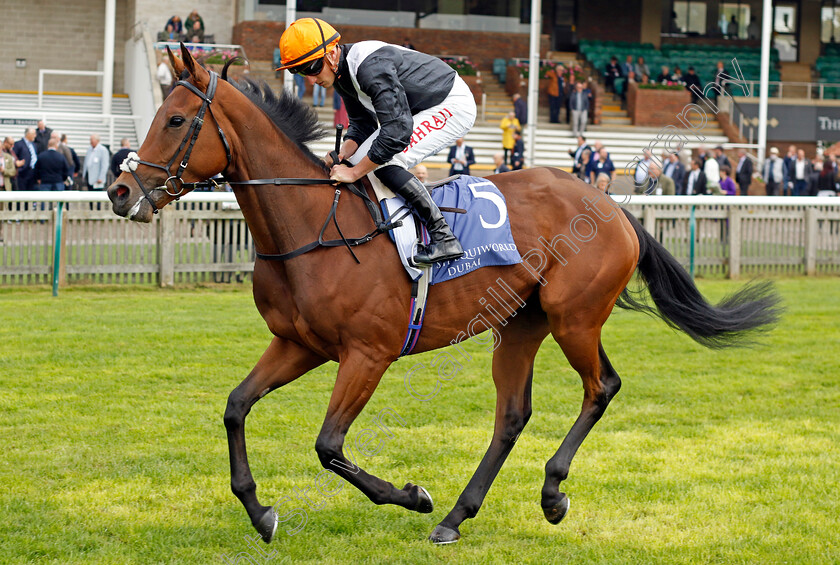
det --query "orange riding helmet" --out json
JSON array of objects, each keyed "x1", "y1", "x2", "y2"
[{"x1": 276, "y1": 18, "x2": 340, "y2": 71}]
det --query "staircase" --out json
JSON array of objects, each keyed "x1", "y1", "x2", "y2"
[{"x1": 0, "y1": 92, "x2": 138, "y2": 156}]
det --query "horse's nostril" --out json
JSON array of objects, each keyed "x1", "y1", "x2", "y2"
[{"x1": 116, "y1": 186, "x2": 128, "y2": 198}]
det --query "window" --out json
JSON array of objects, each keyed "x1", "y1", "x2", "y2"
[
  {"x1": 673, "y1": 1, "x2": 707, "y2": 35},
  {"x1": 720, "y1": 3, "x2": 750, "y2": 39},
  {"x1": 823, "y1": 4, "x2": 840, "y2": 43}
]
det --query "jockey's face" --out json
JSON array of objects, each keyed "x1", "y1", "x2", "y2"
[{"x1": 308, "y1": 47, "x2": 340, "y2": 88}]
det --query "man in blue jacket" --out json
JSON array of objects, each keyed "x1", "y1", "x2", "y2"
[
  {"x1": 34, "y1": 137, "x2": 72, "y2": 191},
  {"x1": 447, "y1": 138, "x2": 475, "y2": 176},
  {"x1": 13, "y1": 128, "x2": 39, "y2": 190}
]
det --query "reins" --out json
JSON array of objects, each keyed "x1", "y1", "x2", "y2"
[{"x1": 121, "y1": 70, "x2": 400, "y2": 263}]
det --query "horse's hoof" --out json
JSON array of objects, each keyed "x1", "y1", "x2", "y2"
[
  {"x1": 429, "y1": 524, "x2": 461, "y2": 545},
  {"x1": 404, "y1": 483, "x2": 434, "y2": 513},
  {"x1": 542, "y1": 493, "x2": 570, "y2": 525},
  {"x1": 255, "y1": 507, "x2": 278, "y2": 543}
]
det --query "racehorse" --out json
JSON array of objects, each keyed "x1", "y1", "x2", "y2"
[{"x1": 107, "y1": 45, "x2": 780, "y2": 544}]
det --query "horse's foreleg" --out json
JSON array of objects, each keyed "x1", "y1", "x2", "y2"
[
  {"x1": 314, "y1": 351, "x2": 433, "y2": 514},
  {"x1": 224, "y1": 336, "x2": 327, "y2": 542},
  {"x1": 541, "y1": 337, "x2": 621, "y2": 524},
  {"x1": 430, "y1": 303, "x2": 548, "y2": 544}
]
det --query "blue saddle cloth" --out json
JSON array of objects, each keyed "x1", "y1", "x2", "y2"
[{"x1": 425, "y1": 175, "x2": 521, "y2": 284}]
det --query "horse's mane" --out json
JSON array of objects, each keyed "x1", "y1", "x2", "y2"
[{"x1": 228, "y1": 76, "x2": 328, "y2": 170}]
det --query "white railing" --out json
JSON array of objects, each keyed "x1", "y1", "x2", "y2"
[
  {"x1": 38, "y1": 69, "x2": 104, "y2": 109},
  {"x1": 0, "y1": 110, "x2": 142, "y2": 154},
  {"x1": 0, "y1": 192, "x2": 838, "y2": 289},
  {"x1": 740, "y1": 79, "x2": 840, "y2": 100}
]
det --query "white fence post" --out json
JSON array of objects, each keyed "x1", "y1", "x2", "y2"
[
  {"x1": 158, "y1": 207, "x2": 175, "y2": 286},
  {"x1": 804, "y1": 207, "x2": 818, "y2": 276},
  {"x1": 728, "y1": 207, "x2": 741, "y2": 279}
]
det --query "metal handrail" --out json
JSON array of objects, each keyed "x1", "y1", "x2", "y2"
[
  {"x1": 740, "y1": 79, "x2": 840, "y2": 100},
  {"x1": 38, "y1": 69, "x2": 104, "y2": 109}
]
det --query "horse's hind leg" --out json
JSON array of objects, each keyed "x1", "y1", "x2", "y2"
[
  {"x1": 314, "y1": 350, "x2": 434, "y2": 514},
  {"x1": 224, "y1": 336, "x2": 327, "y2": 543},
  {"x1": 541, "y1": 331, "x2": 621, "y2": 524},
  {"x1": 429, "y1": 301, "x2": 549, "y2": 544}
]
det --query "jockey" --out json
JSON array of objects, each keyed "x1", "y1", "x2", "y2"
[{"x1": 277, "y1": 18, "x2": 476, "y2": 264}]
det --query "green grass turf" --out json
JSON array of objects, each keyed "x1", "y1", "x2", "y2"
[{"x1": 0, "y1": 278, "x2": 838, "y2": 564}]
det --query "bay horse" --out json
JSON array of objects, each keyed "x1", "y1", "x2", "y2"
[{"x1": 108, "y1": 45, "x2": 780, "y2": 544}]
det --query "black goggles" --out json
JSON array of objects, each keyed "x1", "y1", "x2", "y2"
[{"x1": 289, "y1": 57, "x2": 325, "y2": 76}]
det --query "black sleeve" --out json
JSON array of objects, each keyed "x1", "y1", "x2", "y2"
[
  {"x1": 71, "y1": 149, "x2": 80, "y2": 173},
  {"x1": 341, "y1": 94, "x2": 378, "y2": 148},
  {"x1": 354, "y1": 55, "x2": 414, "y2": 165}
]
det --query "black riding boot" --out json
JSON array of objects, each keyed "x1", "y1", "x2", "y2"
[{"x1": 395, "y1": 176, "x2": 464, "y2": 264}]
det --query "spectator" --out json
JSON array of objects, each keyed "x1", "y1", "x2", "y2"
[
  {"x1": 412, "y1": 164, "x2": 428, "y2": 183},
  {"x1": 110, "y1": 138, "x2": 132, "y2": 180},
  {"x1": 683, "y1": 158, "x2": 708, "y2": 195},
  {"x1": 696, "y1": 144, "x2": 709, "y2": 167},
  {"x1": 568, "y1": 135, "x2": 590, "y2": 176},
  {"x1": 157, "y1": 59, "x2": 173, "y2": 101},
  {"x1": 604, "y1": 57, "x2": 622, "y2": 92},
  {"x1": 82, "y1": 134, "x2": 110, "y2": 190},
  {"x1": 401, "y1": 37, "x2": 415, "y2": 50},
  {"x1": 672, "y1": 66, "x2": 684, "y2": 84},
  {"x1": 714, "y1": 145, "x2": 731, "y2": 169},
  {"x1": 817, "y1": 158, "x2": 837, "y2": 195},
  {"x1": 546, "y1": 63, "x2": 566, "y2": 123},
  {"x1": 646, "y1": 163, "x2": 675, "y2": 195},
  {"x1": 13, "y1": 128, "x2": 38, "y2": 190},
  {"x1": 510, "y1": 131, "x2": 525, "y2": 170},
  {"x1": 634, "y1": 149, "x2": 654, "y2": 192},
  {"x1": 747, "y1": 16, "x2": 760, "y2": 40},
  {"x1": 499, "y1": 111, "x2": 521, "y2": 163},
  {"x1": 622, "y1": 55, "x2": 634, "y2": 77},
  {"x1": 187, "y1": 20, "x2": 204, "y2": 43},
  {"x1": 166, "y1": 15, "x2": 183, "y2": 35},
  {"x1": 663, "y1": 152, "x2": 686, "y2": 192},
  {"x1": 60, "y1": 134, "x2": 81, "y2": 187},
  {"x1": 313, "y1": 83, "x2": 326, "y2": 107},
  {"x1": 704, "y1": 152, "x2": 721, "y2": 193},
  {"x1": 718, "y1": 165, "x2": 737, "y2": 195},
  {"x1": 492, "y1": 153, "x2": 510, "y2": 174},
  {"x1": 294, "y1": 73, "x2": 306, "y2": 100},
  {"x1": 684, "y1": 67, "x2": 702, "y2": 102},
  {"x1": 634, "y1": 56, "x2": 650, "y2": 80},
  {"x1": 727, "y1": 15, "x2": 739, "y2": 39},
  {"x1": 185, "y1": 10, "x2": 204, "y2": 35},
  {"x1": 333, "y1": 89, "x2": 348, "y2": 128},
  {"x1": 595, "y1": 172, "x2": 611, "y2": 193},
  {"x1": 2, "y1": 137, "x2": 16, "y2": 191},
  {"x1": 734, "y1": 148, "x2": 753, "y2": 196},
  {"x1": 783, "y1": 144, "x2": 797, "y2": 196},
  {"x1": 577, "y1": 148, "x2": 592, "y2": 183},
  {"x1": 792, "y1": 149, "x2": 813, "y2": 196},
  {"x1": 512, "y1": 93, "x2": 527, "y2": 126},
  {"x1": 34, "y1": 120, "x2": 52, "y2": 154},
  {"x1": 656, "y1": 65, "x2": 671, "y2": 83},
  {"x1": 590, "y1": 147, "x2": 615, "y2": 183},
  {"x1": 640, "y1": 74, "x2": 651, "y2": 85},
  {"x1": 762, "y1": 147, "x2": 786, "y2": 196},
  {"x1": 569, "y1": 82, "x2": 591, "y2": 137},
  {"x1": 161, "y1": 24, "x2": 180, "y2": 42},
  {"x1": 447, "y1": 137, "x2": 475, "y2": 176},
  {"x1": 35, "y1": 137, "x2": 71, "y2": 191}
]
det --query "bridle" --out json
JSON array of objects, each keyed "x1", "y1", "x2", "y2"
[
  {"x1": 120, "y1": 69, "x2": 399, "y2": 262},
  {"x1": 120, "y1": 70, "x2": 232, "y2": 213}
]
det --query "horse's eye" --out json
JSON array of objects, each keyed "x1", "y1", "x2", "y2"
[{"x1": 168, "y1": 116, "x2": 186, "y2": 127}]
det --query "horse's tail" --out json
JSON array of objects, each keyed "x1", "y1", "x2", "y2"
[{"x1": 616, "y1": 209, "x2": 782, "y2": 349}]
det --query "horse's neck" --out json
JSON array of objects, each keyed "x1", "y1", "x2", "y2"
[{"x1": 226, "y1": 126, "x2": 335, "y2": 256}]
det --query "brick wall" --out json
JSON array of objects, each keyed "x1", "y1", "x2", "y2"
[
  {"x1": 0, "y1": 0, "x2": 129, "y2": 93},
  {"x1": 627, "y1": 82, "x2": 691, "y2": 126},
  {"x1": 233, "y1": 21, "x2": 548, "y2": 72},
  {"x1": 577, "y1": 0, "x2": 642, "y2": 44}
]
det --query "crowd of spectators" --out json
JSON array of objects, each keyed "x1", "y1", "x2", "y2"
[
  {"x1": 0, "y1": 123, "x2": 139, "y2": 193},
  {"x1": 159, "y1": 10, "x2": 211, "y2": 44}
]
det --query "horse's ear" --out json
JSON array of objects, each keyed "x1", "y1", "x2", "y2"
[
  {"x1": 179, "y1": 42, "x2": 210, "y2": 89},
  {"x1": 167, "y1": 46, "x2": 184, "y2": 77}
]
